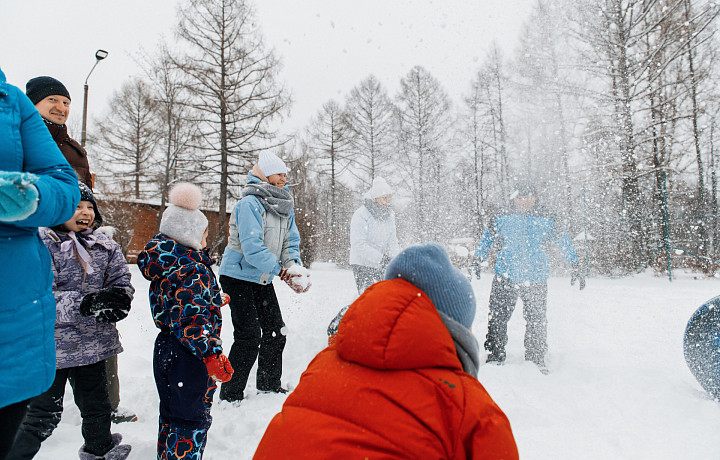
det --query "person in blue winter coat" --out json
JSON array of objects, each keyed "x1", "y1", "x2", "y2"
[
  {"x1": 138, "y1": 182, "x2": 233, "y2": 460},
  {"x1": 0, "y1": 67, "x2": 79, "y2": 459},
  {"x1": 474, "y1": 181, "x2": 584, "y2": 371},
  {"x1": 218, "y1": 151, "x2": 310, "y2": 403},
  {"x1": 8, "y1": 183, "x2": 132, "y2": 460},
  {"x1": 349, "y1": 176, "x2": 401, "y2": 294}
]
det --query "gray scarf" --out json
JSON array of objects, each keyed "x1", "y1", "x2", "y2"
[
  {"x1": 242, "y1": 182, "x2": 294, "y2": 218},
  {"x1": 438, "y1": 311, "x2": 480, "y2": 377}
]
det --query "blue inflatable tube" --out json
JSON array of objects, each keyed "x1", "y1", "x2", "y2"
[{"x1": 684, "y1": 295, "x2": 720, "y2": 401}]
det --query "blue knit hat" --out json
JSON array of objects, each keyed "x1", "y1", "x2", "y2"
[{"x1": 384, "y1": 243, "x2": 476, "y2": 329}]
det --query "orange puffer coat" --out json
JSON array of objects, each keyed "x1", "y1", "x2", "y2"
[{"x1": 253, "y1": 278, "x2": 519, "y2": 460}]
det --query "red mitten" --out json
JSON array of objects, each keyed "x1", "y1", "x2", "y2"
[
  {"x1": 220, "y1": 293, "x2": 231, "y2": 307},
  {"x1": 203, "y1": 354, "x2": 234, "y2": 383}
]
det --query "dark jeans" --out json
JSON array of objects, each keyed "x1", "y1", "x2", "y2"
[
  {"x1": 0, "y1": 400, "x2": 29, "y2": 460},
  {"x1": 218, "y1": 276, "x2": 286, "y2": 401},
  {"x1": 8, "y1": 360, "x2": 113, "y2": 459},
  {"x1": 484, "y1": 274, "x2": 548, "y2": 363},
  {"x1": 154, "y1": 331, "x2": 214, "y2": 457},
  {"x1": 351, "y1": 265, "x2": 384, "y2": 294}
]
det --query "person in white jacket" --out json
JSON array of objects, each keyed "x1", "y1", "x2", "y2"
[{"x1": 349, "y1": 177, "x2": 401, "y2": 293}]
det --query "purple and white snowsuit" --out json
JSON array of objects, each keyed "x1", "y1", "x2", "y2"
[
  {"x1": 41, "y1": 228, "x2": 133, "y2": 368},
  {"x1": 8, "y1": 228, "x2": 134, "y2": 459}
]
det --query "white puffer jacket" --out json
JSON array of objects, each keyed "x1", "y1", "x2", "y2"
[{"x1": 349, "y1": 200, "x2": 400, "y2": 268}]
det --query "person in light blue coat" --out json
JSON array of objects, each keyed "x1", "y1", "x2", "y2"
[
  {"x1": 218, "y1": 152, "x2": 308, "y2": 402},
  {"x1": 0, "y1": 67, "x2": 79, "y2": 458},
  {"x1": 474, "y1": 182, "x2": 583, "y2": 371}
]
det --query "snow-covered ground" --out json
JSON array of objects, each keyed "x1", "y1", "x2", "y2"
[{"x1": 37, "y1": 263, "x2": 720, "y2": 459}]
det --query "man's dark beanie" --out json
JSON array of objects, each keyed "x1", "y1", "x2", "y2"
[{"x1": 25, "y1": 76, "x2": 71, "y2": 105}]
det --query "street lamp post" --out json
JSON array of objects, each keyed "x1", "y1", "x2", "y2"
[{"x1": 80, "y1": 49, "x2": 108, "y2": 148}]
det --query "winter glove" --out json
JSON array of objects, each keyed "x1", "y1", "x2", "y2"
[
  {"x1": 571, "y1": 262, "x2": 586, "y2": 290},
  {"x1": 204, "y1": 353, "x2": 234, "y2": 383},
  {"x1": 0, "y1": 171, "x2": 39, "y2": 222},
  {"x1": 220, "y1": 292, "x2": 231, "y2": 307},
  {"x1": 79, "y1": 286, "x2": 132, "y2": 323}
]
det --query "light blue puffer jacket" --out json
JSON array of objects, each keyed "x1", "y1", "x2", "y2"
[
  {"x1": 476, "y1": 210, "x2": 577, "y2": 284},
  {"x1": 0, "y1": 67, "x2": 80, "y2": 408},
  {"x1": 219, "y1": 174, "x2": 302, "y2": 284}
]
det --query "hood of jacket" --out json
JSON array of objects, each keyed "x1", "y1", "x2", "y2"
[
  {"x1": 138, "y1": 233, "x2": 214, "y2": 282},
  {"x1": 336, "y1": 278, "x2": 462, "y2": 372}
]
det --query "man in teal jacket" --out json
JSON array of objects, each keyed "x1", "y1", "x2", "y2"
[
  {"x1": 474, "y1": 182, "x2": 584, "y2": 372},
  {"x1": 0, "y1": 67, "x2": 79, "y2": 457}
]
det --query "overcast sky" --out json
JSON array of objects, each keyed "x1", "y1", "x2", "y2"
[{"x1": 1, "y1": 0, "x2": 534, "y2": 136}]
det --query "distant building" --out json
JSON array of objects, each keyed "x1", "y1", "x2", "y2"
[{"x1": 95, "y1": 197, "x2": 230, "y2": 263}]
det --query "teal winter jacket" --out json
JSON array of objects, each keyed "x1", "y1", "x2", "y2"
[{"x1": 0, "y1": 67, "x2": 80, "y2": 408}]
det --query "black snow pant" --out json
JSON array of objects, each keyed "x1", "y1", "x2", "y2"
[
  {"x1": 218, "y1": 276, "x2": 287, "y2": 402},
  {"x1": 351, "y1": 265, "x2": 384, "y2": 294},
  {"x1": 484, "y1": 274, "x2": 548, "y2": 364},
  {"x1": 154, "y1": 331, "x2": 214, "y2": 458},
  {"x1": 0, "y1": 399, "x2": 29, "y2": 460},
  {"x1": 8, "y1": 360, "x2": 114, "y2": 459}
]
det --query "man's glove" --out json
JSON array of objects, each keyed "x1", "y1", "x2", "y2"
[
  {"x1": 571, "y1": 262, "x2": 586, "y2": 290},
  {"x1": 79, "y1": 287, "x2": 132, "y2": 323},
  {"x1": 204, "y1": 353, "x2": 234, "y2": 383},
  {"x1": 0, "y1": 172, "x2": 39, "y2": 222}
]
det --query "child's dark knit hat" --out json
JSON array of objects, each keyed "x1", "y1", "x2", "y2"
[
  {"x1": 79, "y1": 182, "x2": 103, "y2": 226},
  {"x1": 384, "y1": 243, "x2": 476, "y2": 329},
  {"x1": 25, "y1": 76, "x2": 71, "y2": 105},
  {"x1": 159, "y1": 183, "x2": 208, "y2": 250}
]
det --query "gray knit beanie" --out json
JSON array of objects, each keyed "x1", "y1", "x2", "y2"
[
  {"x1": 159, "y1": 183, "x2": 208, "y2": 250},
  {"x1": 384, "y1": 243, "x2": 476, "y2": 329}
]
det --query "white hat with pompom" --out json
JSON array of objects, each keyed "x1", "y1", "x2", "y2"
[{"x1": 159, "y1": 183, "x2": 209, "y2": 250}]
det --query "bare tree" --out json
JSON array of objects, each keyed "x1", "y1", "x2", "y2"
[
  {"x1": 343, "y1": 75, "x2": 396, "y2": 187},
  {"x1": 175, "y1": 0, "x2": 290, "y2": 252},
  {"x1": 93, "y1": 78, "x2": 160, "y2": 199},
  {"x1": 305, "y1": 99, "x2": 352, "y2": 261},
  {"x1": 395, "y1": 66, "x2": 453, "y2": 242},
  {"x1": 144, "y1": 43, "x2": 202, "y2": 231}
]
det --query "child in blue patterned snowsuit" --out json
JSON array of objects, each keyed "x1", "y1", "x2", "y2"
[
  {"x1": 475, "y1": 182, "x2": 583, "y2": 371},
  {"x1": 137, "y1": 183, "x2": 233, "y2": 460}
]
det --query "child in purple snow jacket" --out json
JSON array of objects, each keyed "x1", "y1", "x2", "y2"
[
  {"x1": 8, "y1": 183, "x2": 133, "y2": 460},
  {"x1": 137, "y1": 182, "x2": 233, "y2": 460}
]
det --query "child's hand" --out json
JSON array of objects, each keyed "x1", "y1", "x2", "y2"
[
  {"x1": 204, "y1": 353, "x2": 234, "y2": 383},
  {"x1": 79, "y1": 287, "x2": 132, "y2": 323},
  {"x1": 220, "y1": 292, "x2": 231, "y2": 307}
]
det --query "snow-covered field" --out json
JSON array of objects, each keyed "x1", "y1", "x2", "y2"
[{"x1": 37, "y1": 264, "x2": 720, "y2": 459}]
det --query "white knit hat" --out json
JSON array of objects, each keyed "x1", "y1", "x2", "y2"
[
  {"x1": 258, "y1": 151, "x2": 288, "y2": 177},
  {"x1": 159, "y1": 183, "x2": 208, "y2": 250},
  {"x1": 367, "y1": 177, "x2": 393, "y2": 198}
]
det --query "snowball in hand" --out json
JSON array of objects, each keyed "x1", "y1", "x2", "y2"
[{"x1": 287, "y1": 265, "x2": 311, "y2": 288}]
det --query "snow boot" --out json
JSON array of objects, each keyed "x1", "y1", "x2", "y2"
[
  {"x1": 78, "y1": 433, "x2": 131, "y2": 460},
  {"x1": 485, "y1": 351, "x2": 506, "y2": 364},
  {"x1": 111, "y1": 407, "x2": 138, "y2": 424}
]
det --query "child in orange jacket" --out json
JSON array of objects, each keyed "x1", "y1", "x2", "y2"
[{"x1": 255, "y1": 243, "x2": 518, "y2": 460}]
